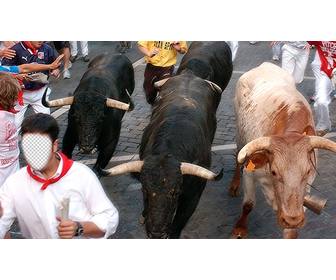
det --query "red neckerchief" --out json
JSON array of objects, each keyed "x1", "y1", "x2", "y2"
[
  {"x1": 0, "y1": 104, "x2": 19, "y2": 114},
  {"x1": 27, "y1": 153, "x2": 74, "y2": 191},
  {"x1": 17, "y1": 90, "x2": 24, "y2": 106},
  {"x1": 22, "y1": 41, "x2": 39, "y2": 55}
]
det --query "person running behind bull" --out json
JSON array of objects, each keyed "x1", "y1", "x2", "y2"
[
  {"x1": 138, "y1": 41, "x2": 188, "y2": 105},
  {"x1": 0, "y1": 113, "x2": 119, "y2": 239}
]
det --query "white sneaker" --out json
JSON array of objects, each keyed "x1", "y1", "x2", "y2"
[
  {"x1": 67, "y1": 61, "x2": 72, "y2": 69},
  {"x1": 249, "y1": 41, "x2": 257, "y2": 45},
  {"x1": 63, "y1": 69, "x2": 71, "y2": 79},
  {"x1": 272, "y1": 55, "x2": 279, "y2": 61}
]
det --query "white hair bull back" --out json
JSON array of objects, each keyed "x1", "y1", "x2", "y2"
[{"x1": 22, "y1": 134, "x2": 52, "y2": 171}]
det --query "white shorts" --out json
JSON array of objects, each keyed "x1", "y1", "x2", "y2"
[{"x1": 14, "y1": 86, "x2": 51, "y2": 130}]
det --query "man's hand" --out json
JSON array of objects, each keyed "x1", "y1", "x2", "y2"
[
  {"x1": 304, "y1": 43, "x2": 311, "y2": 51},
  {"x1": 15, "y1": 74, "x2": 32, "y2": 82},
  {"x1": 56, "y1": 217, "x2": 77, "y2": 239},
  {"x1": 171, "y1": 42, "x2": 186, "y2": 54},
  {"x1": 149, "y1": 47, "x2": 159, "y2": 58},
  {"x1": 0, "y1": 48, "x2": 16, "y2": 59},
  {"x1": 171, "y1": 41, "x2": 181, "y2": 51},
  {"x1": 50, "y1": 69, "x2": 60, "y2": 78},
  {"x1": 49, "y1": 54, "x2": 64, "y2": 70}
]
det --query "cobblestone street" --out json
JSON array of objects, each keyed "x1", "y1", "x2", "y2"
[{"x1": 14, "y1": 41, "x2": 336, "y2": 238}]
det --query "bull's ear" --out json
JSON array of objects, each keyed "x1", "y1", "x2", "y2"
[
  {"x1": 303, "y1": 125, "x2": 315, "y2": 136},
  {"x1": 154, "y1": 78, "x2": 170, "y2": 89},
  {"x1": 244, "y1": 152, "x2": 269, "y2": 171}
]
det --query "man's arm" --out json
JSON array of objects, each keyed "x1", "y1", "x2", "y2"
[
  {"x1": 1, "y1": 45, "x2": 19, "y2": 66},
  {"x1": 57, "y1": 218, "x2": 106, "y2": 238},
  {"x1": 56, "y1": 167, "x2": 119, "y2": 239},
  {"x1": 138, "y1": 42, "x2": 159, "y2": 58},
  {"x1": 0, "y1": 48, "x2": 16, "y2": 60},
  {"x1": 18, "y1": 54, "x2": 64, "y2": 73},
  {"x1": 0, "y1": 185, "x2": 16, "y2": 239}
]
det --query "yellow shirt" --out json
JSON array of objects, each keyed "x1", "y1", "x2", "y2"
[{"x1": 138, "y1": 41, "x2": 188, "y2": 67}]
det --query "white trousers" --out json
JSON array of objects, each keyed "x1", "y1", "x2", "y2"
[
  {"x1": 70, "y1": 41, "x2": 89, "y2": 57},
  {"x1": 0, "y1": 159, "x2": 19, "y2": 187},
  {"x1": 227, "y1": 41, "x2": 239, "y2": 62},
  {"x1": 272, "y1": 42, "x2": 282, "y2": 58},
  {"x1": 281, "y1": 44, "x2": 309, "y2": 84},
  {"x1": 312, "y1": 63, "x2": 334, "y2": 131},
  {"x1": 14, "y1": 86, "x2": 51, "y2": 130}
]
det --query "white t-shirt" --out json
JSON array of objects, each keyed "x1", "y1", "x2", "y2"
[
  {"x1": 0, "y1": 110, "x2": 19, "y2": 186},
  {"x1": 0, "y1": 156, "x2": 119, "y2": 238},
  {"x1": 0, "y1": 111, "x2": 19, "y2": 165}
]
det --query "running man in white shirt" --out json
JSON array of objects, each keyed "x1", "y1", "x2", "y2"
[{"x1": 0, "y1": 113, "x2": 119, "y2": 239}]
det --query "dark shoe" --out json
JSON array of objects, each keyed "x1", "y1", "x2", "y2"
[
  {"x1": 70, "y1": 55, "x2": 77, "y2": 63},
  {"x1": 119, "y1": 47, "x2": 126, "y2": 53},
  {"x1": 83, "y1": 55, "x2": 90, "y2": 62}
]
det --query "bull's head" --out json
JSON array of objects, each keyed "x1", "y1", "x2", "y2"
[
  {"x1": 42, "y1": 87, "x2": 134, "y2": 154},
  {"x1": 72, "y1": 94, "x2": 106, "y2": 154},
  {"x1": 238, "y1": 134, "x2": 336, "y2": 229},
  {"x1": 100, "y1": 154, "x2": 223, "y2": 238}
]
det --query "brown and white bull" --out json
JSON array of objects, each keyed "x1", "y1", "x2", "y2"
[{"x1": 230, "y1": 62, "x2": 336, "y2": 239}]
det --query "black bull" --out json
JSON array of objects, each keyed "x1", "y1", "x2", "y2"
[
  {"x1": 102, "y1": 42, "x2": 233, "y2": 238},
  {"x1": 42, "y1": 54, "x2": 135, "y2": 174}
]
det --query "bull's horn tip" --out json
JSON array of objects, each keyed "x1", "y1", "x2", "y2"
[
  {"x1": 98, "y1": 168, "x2": 110, "y2": 177},
  {"x1": 214, "y1": 168, "x2": 224, "y2": 181},
  {"x1": 237, "y1": 151, "x2": 246, "y2": 164},
  {"x1": 128, "y1": 102, "x2": 134, "y2": 112}
]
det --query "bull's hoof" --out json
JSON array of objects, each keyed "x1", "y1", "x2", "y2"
[
  {"x1": 229, "y1": 185, "x2": 240, "y2": 197},
  {"x1": 139, "y1": 214, "x2": 145, "y2": 225},
  {"x1": 231, "y1": 227, "x2": 248, "y2": 239}
]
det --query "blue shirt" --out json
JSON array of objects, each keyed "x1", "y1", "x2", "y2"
[
  {"x1": 1, "y1": 42, "x2": 58, "y2": 91},
  {"x1": 0, "y1": 65, "x2": 20, "y2": 74}
]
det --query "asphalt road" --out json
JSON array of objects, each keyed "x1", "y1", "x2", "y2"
[{"x1": 13, "y1": 41, "x2": 336, "y2": 238}]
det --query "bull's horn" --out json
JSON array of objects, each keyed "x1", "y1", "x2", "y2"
[
  {"x1": 106, "y1": 98, "x2": 131, "y2": 111},
  {"x1": 309, "y1": 136, "x2": 336, "y2": 152},
  {"x1": 304, "y1": 194, "x2": 327, "y2": 215},
  {"x1": 125, "y1": 89, "x2": 134, "y2": 111},
  {"x1": 237, "y1": 137, "x2": 272, "y2": 164},
  {"x1": 204, "y1": 80, "x2": 222, "y2": 94},
  {"x1": 100, "y1": 161, "x2": 144, "y2": 176},
  {"x1": 41, "y1": 87, "x2": 73, "y2": 107},
  {"x1": 180, "y1": 162, "x2": 223, "y2": 181},
  {"x1": 154, "y1": 78, "x2": 170, "y2": 89}
]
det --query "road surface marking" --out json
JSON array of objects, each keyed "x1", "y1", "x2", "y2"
[{"x1": 78, "y1": 132, "x2": 336, "y2": 165}]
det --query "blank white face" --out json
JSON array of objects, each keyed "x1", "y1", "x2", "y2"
[{"x1": 22, "y1": 134, "x2": 52, "y2": 171}]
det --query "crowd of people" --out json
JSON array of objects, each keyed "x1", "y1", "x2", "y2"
[{"x1": 0, "y1": 41, "x2": 335, "y2": 239}]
